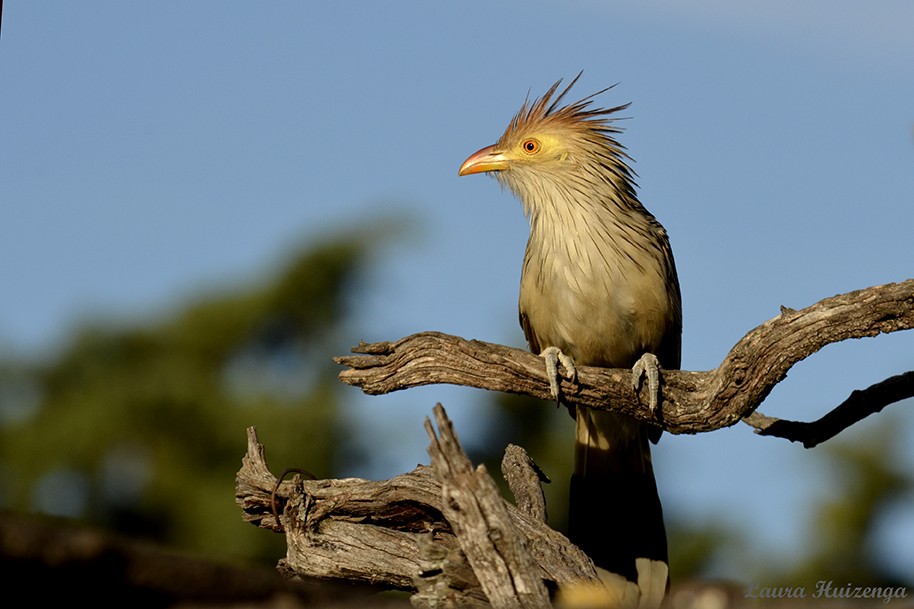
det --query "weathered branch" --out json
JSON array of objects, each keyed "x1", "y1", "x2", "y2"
[
  {"x1": 235, "y1": 421, "x2": 599, "y2": 604},
  {"x1": 335, "y1": 280, "x2": 914, "y2": 440}
]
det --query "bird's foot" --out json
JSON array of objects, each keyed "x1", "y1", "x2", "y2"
[
  {"x1": 631, "y1": 353, "x2": 662, "y2": 413},
  {"x1": 540, "y1": 346, "x2": 576, "y2": 401}
]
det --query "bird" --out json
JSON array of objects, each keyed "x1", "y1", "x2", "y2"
[{"x1": 458, "y1": 73, "x2": 681, "y2": 608}]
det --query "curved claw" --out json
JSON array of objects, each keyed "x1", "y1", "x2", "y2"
[
  {"x1": 541, "y1": 346, "x2": 577, "y2": 401},
  {"x1": 631, "y1": 352, "x2": 661, "y2": 413}
]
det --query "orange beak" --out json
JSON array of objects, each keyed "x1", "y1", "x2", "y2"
[{"x1": 458, "y1": 145, "x2": 509, "y2": 176}]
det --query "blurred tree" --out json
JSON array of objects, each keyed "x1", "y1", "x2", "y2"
[
  {"x1": 660, "y1": 415, "x2": 914, "y2": 589},
  {"x1": 0, "y1": 229, "x2": 379, "y2": 563},
  {"x1": 760, "y1": 418, "x2": 914, "y2": 588},
  {"x1": 666, "y1": 518, "x2": 744, "y2": 583}
]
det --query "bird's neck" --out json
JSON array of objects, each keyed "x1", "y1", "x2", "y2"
[{"x1": 520, "y1": 172, "x2": 656, "y2": 258}]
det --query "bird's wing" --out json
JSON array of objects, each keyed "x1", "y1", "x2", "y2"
[{"x1": 519, "y1": 309, "x2": 541, "y2": 355}]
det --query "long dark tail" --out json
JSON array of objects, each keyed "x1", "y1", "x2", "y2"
[{"x1": 569, "y1": 408, "x2": 668, "y2": 607}]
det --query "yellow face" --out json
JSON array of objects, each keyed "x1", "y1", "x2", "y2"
[
  {"x1": 511, "y1": 133, "x2": 571, "y2": 163},
  {"x1": 458, "y1": 132, "x2": 569, "y2": 176}
]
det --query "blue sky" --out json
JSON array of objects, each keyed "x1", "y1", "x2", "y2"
[{"x1": 1, "y1": 1, "x2": 913, "y2": 581}]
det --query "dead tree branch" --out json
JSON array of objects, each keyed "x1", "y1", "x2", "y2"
[
  {"x1": 335, "y1": 280, "x2": 914, "y2": 442},
  {"x1": 236, "y1": 417, "x2": 600, "y2": 606}
]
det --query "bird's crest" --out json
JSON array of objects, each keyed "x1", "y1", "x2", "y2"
[{"x1": 500, "y1": 72, "x2": 631, "y2": 149}]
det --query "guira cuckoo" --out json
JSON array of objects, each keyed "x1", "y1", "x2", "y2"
[{"x1": 459, "y1": 74, "x2": 681, "y2": 607}]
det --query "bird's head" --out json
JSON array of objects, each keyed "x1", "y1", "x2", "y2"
[{"x1": 458, "y1": 73, "x2": 637, "y2": 213}]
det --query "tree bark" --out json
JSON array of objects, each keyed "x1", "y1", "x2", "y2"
[
  {"x1": 335, "y1": 280, "x2": 914, "y2": 440},
  {"x1": 236, "y1": 416, "x2": 600, "y2": 606}
]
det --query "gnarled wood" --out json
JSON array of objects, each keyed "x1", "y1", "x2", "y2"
[
  {"x1": 235, "y1": 422, "x2": 599, "y2": 603},
  {"x1": 336, "y1": 280, "x2": 914, "y2": 439}
]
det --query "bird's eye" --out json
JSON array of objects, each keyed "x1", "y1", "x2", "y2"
[{"x1": 521, "y1": 139, "x2": 541, "y2": 154}]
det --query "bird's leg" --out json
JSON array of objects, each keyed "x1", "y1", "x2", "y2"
[
  {"x1": 631, "y1": 353, "x2": 662, "y2": 413},
  {"x1": 540, "y1": 346, "x2": 577, "y2": 401}
]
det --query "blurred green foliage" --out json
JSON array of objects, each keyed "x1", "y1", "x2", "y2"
[
  {"x1": 664, "y1": 419, "x2": 913, "y2": 588},
  {"x1": 761, "y1": 421, "x2": 913, "y2": 588},
  {"x1": 0, "y1": 233, "x2": 371, "y2": 563}
]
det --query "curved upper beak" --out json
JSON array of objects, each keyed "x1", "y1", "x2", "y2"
[{"x1": 458, "y1": 145, "x2": 509, "y2": 176}]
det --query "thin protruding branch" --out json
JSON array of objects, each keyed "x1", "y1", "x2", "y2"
[
  {"x1": 744, "y1": 370, "x2": 914, "y2": 448},
  {"x1": 335, "y1": 280, "x2": 914, "y2": 441},
  {"x1": 502, "y1": 444, "x2": 550, "y2": 524}
]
